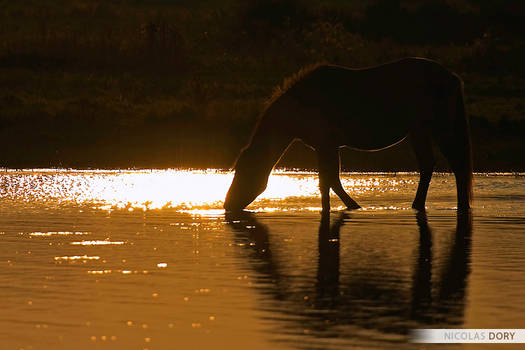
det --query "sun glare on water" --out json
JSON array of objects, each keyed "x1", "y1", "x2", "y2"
[
  {"x1": 0, "y1": 169, "x2": 321, "y2": 211},
  {"x1": 0, "y1": 169, "x2": 415, "y2": 211}
]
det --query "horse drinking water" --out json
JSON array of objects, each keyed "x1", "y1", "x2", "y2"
[{"x1": 224, "y1": 58, "x2": 473, "y2": 212}]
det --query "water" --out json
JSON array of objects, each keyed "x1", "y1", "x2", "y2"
[{"x1": 1, "y1": 170, "x2": 524, "y2": 349}]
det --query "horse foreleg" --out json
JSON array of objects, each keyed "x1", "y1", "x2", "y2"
[
  {"x1": 317, "y1": 147, "x2": 360, "y2": 212},
  {"x1": 317, "y1": 149, "x2": 332, "y2": 212},
  {"x1": 410, "y1": 129, "x2": 435, "y2": 211}
]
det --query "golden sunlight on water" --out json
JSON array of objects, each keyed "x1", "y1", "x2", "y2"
[
  {"x1": 28, "y1": 231, "x2": 89, "y2": 236},
  {"x1": 0, "y1": 170, "x2": 524, "y2": 350},
  {"x1": 0, "y1": 169, "x2": 421, "y2": 211},
  {"x1": 69, "y1": 240, "x2": 127, "y2": 245}
]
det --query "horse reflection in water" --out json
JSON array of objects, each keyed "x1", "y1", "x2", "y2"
[
  {"x1": 410, "y1": 211, "x2": 472, "y2": 326},
  {"x1": 226, "y1": 211, "x2": 472, "y2": 345}
]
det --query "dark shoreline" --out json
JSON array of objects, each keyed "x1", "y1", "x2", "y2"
[
  {"x1": 1, "y1": 1, "x2": 523, "y2": 172},
  {"x1": 1, "y1": 115, "x2": 523, "y2": 172}
]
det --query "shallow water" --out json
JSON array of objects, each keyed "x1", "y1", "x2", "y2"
[{"x1": 1, "y1": 170, "x2": 524, "y2": 349}]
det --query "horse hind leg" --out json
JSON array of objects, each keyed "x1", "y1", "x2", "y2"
[
  {"x1": 435, "y1": 133, "x2": 472, "y2": 210},
  {"x1": 317, "y1": 147, "x2": 361, "y2": 212},
  {"x1": 410, "y1": 128, "x2": 435, "y2": 211},
  {"x1": 434, "y1": 88, "x2": 473, "y2": 211}
]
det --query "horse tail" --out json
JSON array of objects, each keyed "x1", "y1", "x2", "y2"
[{"x1": 454, "y1": 80, "x2": 473, "y2": 208}]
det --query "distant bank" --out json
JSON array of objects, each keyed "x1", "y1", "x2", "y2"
[{"x1": 1, "y1": 114, "x2": 523, "y2": 171}]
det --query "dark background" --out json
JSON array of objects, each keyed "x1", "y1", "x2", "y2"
[{"x1": 0, "y1": 0, "x2": 523, "y2": 171}]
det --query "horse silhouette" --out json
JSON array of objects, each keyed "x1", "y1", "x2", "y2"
[{"x1": 224, "y1": 58, "x2": 473, "y2": 212}]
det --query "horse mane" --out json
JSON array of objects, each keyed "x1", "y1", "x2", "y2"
[
  {"x1": 264, "y1": 61, "x2": 328, "y2": 109},
  {"x1": 231, "y1": 62, "x2": 327, "y2": 169}
]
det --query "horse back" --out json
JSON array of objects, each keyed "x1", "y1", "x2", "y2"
[{"x1": 286, "y1": 58, "x2": 457, "y2": 150}]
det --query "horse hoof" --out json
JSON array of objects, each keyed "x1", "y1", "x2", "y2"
[
  {"x1": 457, "y1": 205, "x2": 472, "y2": 214},
  {"x1": 411, "y1": 202, "x2": 426, "y2": 211}
]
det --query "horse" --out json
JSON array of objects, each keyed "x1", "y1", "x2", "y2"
[{"x1": 224, "y1": 57, "x2": 473, "y2": 212}]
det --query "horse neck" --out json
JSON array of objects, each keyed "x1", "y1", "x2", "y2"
[{"x1": 243, "y1": 107, "x2": 294, "y2": 174}]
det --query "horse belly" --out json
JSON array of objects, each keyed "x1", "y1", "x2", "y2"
[{"x1": 336, "y1": 97, "x2": 413, "y2": 151}]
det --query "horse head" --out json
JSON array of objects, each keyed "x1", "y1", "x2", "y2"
[{"x1": 224, "y1": 148, "x2": 270, "y2": 212}]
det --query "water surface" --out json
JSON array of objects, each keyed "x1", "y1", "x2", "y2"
[{"x1": 1, "y1": 170, "x2": 524, "y2": 349}]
